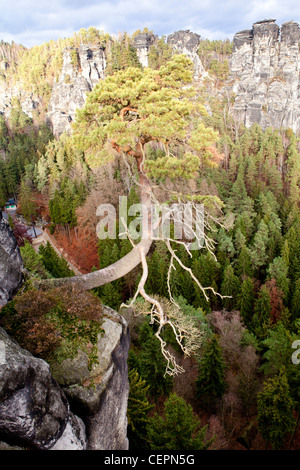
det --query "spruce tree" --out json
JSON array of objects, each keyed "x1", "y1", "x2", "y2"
[
  {"x1": 17, "y1": 179, "x2": 37, "y2": 224},
  {"x1": 267, "y1": 256, "x2": 290, "y2": 301},
  {"x1": 239, "y1": 276, "x2": 255, "y2": 326},
  {"x1": 137, "y1": 321, "x2": 173, "y2": 399},
  {"x1": 235, "y1": 245, "x2": 253, "y2": 279},
  {"x1": 196, "y1": 334, "x2": 226, "y2": 411},
  {"x1": 221, "y1": 264, "x2": 240, "y2": 310},
  {"x1": 39, "y1": 242, "x2": 74, "y2": 278},
  {"x1": 147, "y1": 393, "x2": 211, "y2": 450},
  {"x1": 252, "y1": 284, "x2": 271, "y2": 337},
  {"x1": 127, "y1": 369, "x2": 153, "y2": 449},
  {"x1": 257, "y1": 368, "x2": 295, "y2": 450},
  {"x1": 250, "y1": 220, "x2": 269, "y2": 276}
]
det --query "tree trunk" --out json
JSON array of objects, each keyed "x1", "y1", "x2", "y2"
[{"x1": 35, "y1": 145, "x2": 154, "y2": 292}]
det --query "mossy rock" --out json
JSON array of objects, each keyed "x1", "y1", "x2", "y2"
[{"x1": 50, "y1": 316, "x2": 122, "y2": 387}]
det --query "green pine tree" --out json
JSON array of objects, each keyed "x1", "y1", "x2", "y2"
[
  {"x1": 252, "y1": 284, "x2": 271, "y2": 338},
  {"x1": 147, "y1": 393, "x2": 212, "y2": 450},
  {"x1": 257, "y1": 368, "x2": 295, "y2": 450},
  {"x1": 239, "y1": 276, "x2": 255, "y2": 326},
  {"x1": 138, "y1": 321, "x2": 173, "y2": 399},
  {"x1": 235, "y1": 245, "x2": 253, "y2": 279},
  {"x1": 127, "y1": 369, "x2": 153, "y2": 449},
  {"x1": 221, "y1": 264, "x2": 240, "y2": 310},
  {"x1": 196, "y1": 334, "x2": 227, "y2": 411}
]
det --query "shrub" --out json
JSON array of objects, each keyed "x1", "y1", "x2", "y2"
[{"x1": 0, "y1": 287, "x2": 104, "y2": 368}]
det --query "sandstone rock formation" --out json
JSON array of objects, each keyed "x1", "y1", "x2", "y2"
[
  {"x1": 0, "y1": 213, "x2": 23, "y2": 307},
  {"x1": 0, "y1": 79, "x2": 39, "y2": 120},
  {"x1": 0, "y1": 306, "x2": 130, "y2": 450},
  {"x1": 50, "y1": 305, "x2": 130, "y2": 450},
  {"x1": 2, "y1": 20, "x2": 300, "y2": 137},
  {"x1": 167, "y1": 30, "x2": 205, "y2": 79},
  {"x1": 0, "y1": 326, "x2": 86, "y2": 450},
  {"x1": 47, "y1": 45, "x2": 106, "y2": 137},
  {"x1": 134, "y1": 32, "x2": 157, "y2": 67},
  {"x1": 230, "y1": 19, "x2": 300, "y2": 132}
]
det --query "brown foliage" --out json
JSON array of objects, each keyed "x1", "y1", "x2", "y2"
[
  {"x1": 206, "y1": 415, "x2": 229, "y2": 449},
  {"x1": 207, "y1": 311, "x2": 245, "y2": 367},
  {"x1": 265, "y1": 278, "x2": 284, "y2": 324},
  {"x1": 208, "y1": 311, "x2": 260, "y2": 424},
  {"x1": 33, "y1": 191, "x2": 50, "y2": 223},
  {"x1": 0, "y1": 286, "x2": 104, "y2": 360},
  {"x1": 12, "y1": 220, "x2": 33, "y2": 246},
  {"x1": 49, "y1": 228, "x2": 99, "y2": 273}
]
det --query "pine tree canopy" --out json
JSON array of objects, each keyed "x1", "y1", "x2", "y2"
[{"x1": 71, "y1": 54, "x2": 220, "y2": 182}]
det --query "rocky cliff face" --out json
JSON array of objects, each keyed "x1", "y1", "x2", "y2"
[
  {"x1": 0, "y1": 80, "x2": 39, "y2": 120},
  {"x1": 0, "y1": 326, "x2": 86, "y2": 450},
  {"x1": 2, "y1": 20, "x2": 300, "y2": 137},
  {"x1": 167, "y1": 30, "x2": 205, "y2": 79},
  {"x1": 0, "y1": 214, "x2": 23, "y2": 308},
  {"x1": 134, "y1": 33, "x2": 157, "y2": 67},
  {"x1": 0, "y1": 306, "x2": 130, "y2": 450},
  {"x1": 47, "y1": 45, "x2": 106, "y2": 137},
  {"x1": 230, "y1": 19, "x2": 300, "y2": 132},
  {"x1": 0, "y1": 206, "x2": 130, "y2": 451}
]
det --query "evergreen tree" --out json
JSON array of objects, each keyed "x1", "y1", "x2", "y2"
[
  {"x1": 257, "y1": 368, "x2": 295, "y2": 450},
  {"x1": 95, "y1": 242, "x2": 124, "y2": 309},
  {"x1": 20, "y1": 240, "x2": 47, "y2": 277},
  {"x1": 250, "y1": 220, "x2": 269, "y2": 276},
  {"x1": 234, "y1": 227, "x2": 247, "y2": 254},
  {"x1": 127, "y1": 369, "x2": 153, "y2": 449},
  {"x1": 147, "y1": 393, "x2": 211, "y2": 450},
  {"x1": 39, "y1": 242, "x2": 74, "y2": 278},
  {"x1": 196, "y1": 334, "x2": 227, "y2": 410},
  {"x1": 252, "y1": 284, "x2": 271, "y2": 337},
  {"x1": 235, "y1": 245, "x2": 253, "y2": 279},
  {"x1": 17, "y1": 179, "x2": 37, "y2": 224},
  {"x1": 145, "y1": 243, "x2": 170, "y2": 297},
  {"x1": 227, "y1": 170, "x2": 251, "y2": 214},
  {"x1": 286, "y1": 133, "x2": 300, "y2": 206},
  {"x1": 221, "y1": 264, "x2": 240, "y2": 310},
  {"x1": 239, "y1": 276, "x2": 255, "y2": 326},
  {"x1": 191, "y1": 252, "x2": 220, "y2": 311},
  {"x1": 261, "y1": 322, "x2": 297, "y2": 377},
  {"x1": 267, "y1": 257, "x2": 290, "y2": 301},
  {"x1": 137, "y1": 321, "x2": 173, "y2": 399}
]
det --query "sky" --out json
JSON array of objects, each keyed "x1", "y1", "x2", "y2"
[{"x1": 0, "y1": 0, "x2": 299, "y2": 48}]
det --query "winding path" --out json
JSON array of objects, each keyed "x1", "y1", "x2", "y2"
[{"x1": 33, "y1": 229, "x2": 83, "y2": 276}]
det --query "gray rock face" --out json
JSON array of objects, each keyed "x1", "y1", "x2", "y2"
[
  {"x1": 47, "y1": 45, "x2": 106, "y2": 137},
  {"x1": 84, "y1": 308, "x2": 130, "y2": 450},
  {"x1": 0, "y1": 215, "x2": 23, "y2": 307},
  {"x1": 167, "y1": 30, "x2": 205, "y2": 79},
  {"x1": 2, "y1": 21, "x2": 300, "y2": 136},
  {"x1": 51, "y1": 306, "x2": 130, "y2": 450},
  {"x1": 231, "y1": 19, "x2": 300, "y2": 132},
  {"x1": 134, "y1": 33, "x2": 156, "y2": 67},
  {"x1": 0, "y1": 81, "x2": 39, "y2": 120},
  {"x1": 0, "y1": 327, "x2": 86, "y2": 450},
  {"x1": 0, "y1": 306, "x2": 129, "y2": 450}
]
